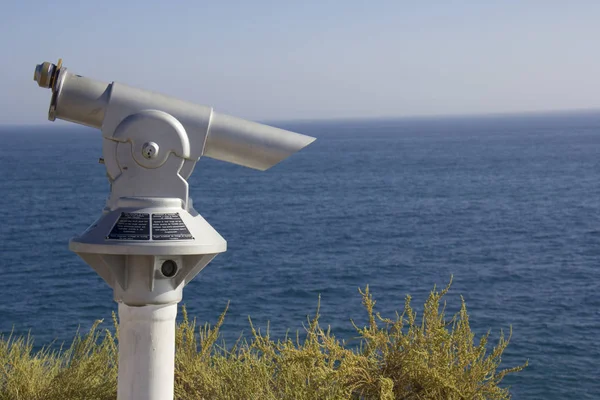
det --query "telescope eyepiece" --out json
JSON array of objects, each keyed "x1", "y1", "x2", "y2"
[
  {"x1": 34, "y1": 59, "x2": 63, "y2": 89},
  {"x1": 34, "y1": 62, "x2": 55, "y2": 88}
]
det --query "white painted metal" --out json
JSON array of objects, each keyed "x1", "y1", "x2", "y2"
[
  {"x1": 203, "y1": 111, "x2": 316, "y2": 171},
  {"x1": 33, "y1": 59, "x2": 316, "y2": 400},
  {"x1": 104, "y1": 110, "x2": 192, "y2": 210},
  {"x1": 70, "y1": 198, "x2": 226, "y2": 256},
  {"x1": 47, "y1": 69, "x2": 315, "y2": 175},
  {"x1": 51, "y1": 69, "x2": 111, "y2": 128},
  {"x1": 117, "y1": 303, "x2": 177, "y2": 400}
]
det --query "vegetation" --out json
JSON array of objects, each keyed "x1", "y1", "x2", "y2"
[{"x1": 0, "y1": 279, "x2": 527, "y2": 399}]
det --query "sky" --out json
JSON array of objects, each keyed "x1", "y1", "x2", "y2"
[{"x1": 2, "y1": 0, "x2": 600, "y2": 125}]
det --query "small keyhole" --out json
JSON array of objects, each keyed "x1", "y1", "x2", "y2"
[{"x1": 142, "y1": 142, "x2": 159, "y2": 159}]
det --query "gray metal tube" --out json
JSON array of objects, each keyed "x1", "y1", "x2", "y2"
[
  {"x1": 34, "y1": 60, "x2": 316, "y2": 171},
  {"x1": 204, "y1": 112, "x2": 316, "y2": 171},
  {"x1": 55, "y1": 72, "x2": 111, "y2": 128}
]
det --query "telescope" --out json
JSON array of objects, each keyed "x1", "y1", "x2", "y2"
[{"x1": 34, "y1": 59, "x2": 315, "y2": 400}]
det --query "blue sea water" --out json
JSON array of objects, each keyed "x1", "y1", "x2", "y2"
[{"x1": 1, "y1": 112, "x2": 599, "y2": 399}]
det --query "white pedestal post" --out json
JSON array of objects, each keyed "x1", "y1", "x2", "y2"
[{"x1": 117, "y1": 303, "x2": 178, "y2": 400}]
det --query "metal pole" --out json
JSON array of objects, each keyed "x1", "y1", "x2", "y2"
[{"x1": 117, "y1": 303, "x2": 178, "y2": 400}]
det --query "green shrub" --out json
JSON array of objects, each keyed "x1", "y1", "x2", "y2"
[{"x1": 0, "y1": 278, "x2": 526, "y2": 399}]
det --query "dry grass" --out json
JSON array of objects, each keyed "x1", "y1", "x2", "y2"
[{"x1": 0, "y1": 278, "x2": 527, "y2": 399}]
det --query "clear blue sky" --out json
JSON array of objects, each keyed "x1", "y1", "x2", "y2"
[{"x1": 2, "y1": 0, "x2": 600, "y2": 124}]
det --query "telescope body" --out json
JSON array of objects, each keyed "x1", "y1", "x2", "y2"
[
  {"x1": 49, "y1": 67, "x2": 314, "y2": 173},
  {"x1": 34, "y1": 59, "x2": 315, "y2": 400},
  {"x1": 32, "y1": 60, "x2": 316, "y2": 307}
]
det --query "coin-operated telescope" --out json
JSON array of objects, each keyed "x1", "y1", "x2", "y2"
[{"x1": 33, "y1": 59, "x2": 315, "y2": 400}]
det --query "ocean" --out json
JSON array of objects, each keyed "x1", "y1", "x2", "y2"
[{"x1": 1, "y1": 112, "x2": 599, "y2": 398}]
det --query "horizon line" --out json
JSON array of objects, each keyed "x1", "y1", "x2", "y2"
[
  {"x1": 262, "y1": 107, "x2": 600, "y2": 125},
  {"x1": 2, "y1": 107, "x2": 600, "y2": 128}
]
